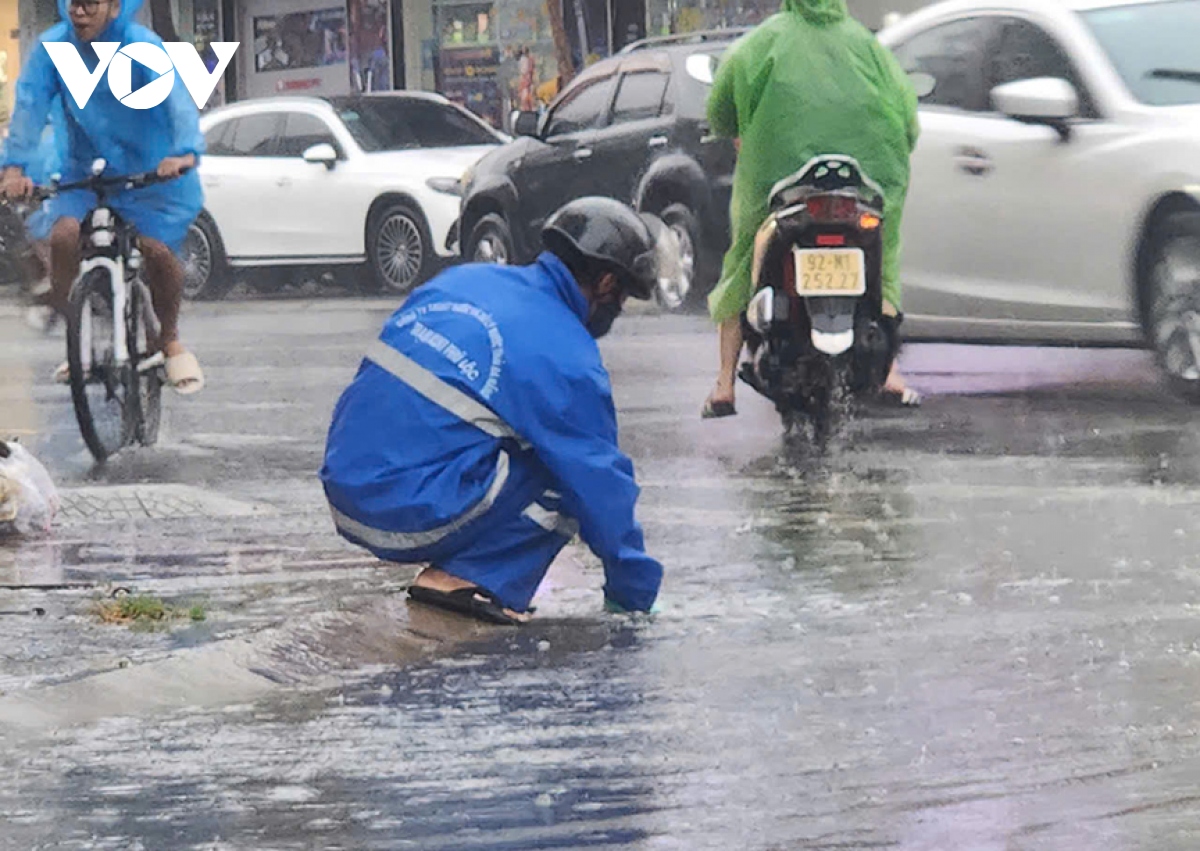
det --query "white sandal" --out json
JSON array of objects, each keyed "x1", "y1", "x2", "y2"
[{"x1": 165, "y1": 351, "x2": 205, "y2": 396}]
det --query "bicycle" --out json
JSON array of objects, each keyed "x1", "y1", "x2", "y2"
[{"x1": 28, "y1": 159, "x2": 184, "y2": 463}]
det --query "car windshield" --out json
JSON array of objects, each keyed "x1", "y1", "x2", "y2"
[
  {"x1": 327, "y1": 97, "x2": 501, "y2": 152},
  {"x1": 1082, "y1": 0, "x2": 1200, "y2": 105}
]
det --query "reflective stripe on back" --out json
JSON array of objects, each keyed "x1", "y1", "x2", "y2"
[
  {"x1": 366, "y1": 339, "x2": 528, "y2": 448},
  {"x1": 332, "y1": 450, "x2": 512, "y2": 552}
]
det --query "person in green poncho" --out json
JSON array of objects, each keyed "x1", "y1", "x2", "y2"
[{"x1": 702, "y1": 0, "x2": 921, "y2": 418}]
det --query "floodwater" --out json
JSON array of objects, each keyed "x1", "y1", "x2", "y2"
[{"x1": 2, "y1": 296, "x2": 1200, "y2": 849}]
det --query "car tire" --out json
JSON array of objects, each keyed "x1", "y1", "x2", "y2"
[
  {"x1": 181, "y1": 213, "x2": 232, "y2": 301},
  {"x1": 467, "y1": 213, "x2": 516, "y2": 266},
  {"x1": 365, "y1": 200, "x2": 433, "y2": 295},
  {"x1": 1145, "y1": 211, "x2": 1200, "y2": 404},
  {"x1": 657, "y1": 203, "x2": 702, "y2": 312}
]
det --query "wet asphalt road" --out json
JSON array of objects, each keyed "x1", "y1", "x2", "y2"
[{"x1": 2, "y1": 290, "x2": 1200, "y2": 849}]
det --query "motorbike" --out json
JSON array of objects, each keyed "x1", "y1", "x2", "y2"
[{"x1": 739, "y1": 155, "x2": 899, "y2": 443}]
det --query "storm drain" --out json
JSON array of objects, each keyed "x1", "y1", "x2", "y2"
[{"x1": 57, "y1": 484, "x2": 277, "y2": 523}]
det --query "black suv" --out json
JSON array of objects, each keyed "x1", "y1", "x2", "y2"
[{"x1": 458, "y1": 31, "x2": 743, "y2": 309}]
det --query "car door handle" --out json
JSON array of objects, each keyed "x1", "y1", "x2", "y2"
[
  {"x1": 649, "y1": 136, "x2": 669, "y2": 149},
  {"x1": 955, "y1": 148, "x2": 993, "y2": 177},
  {"x1": 573, "y1": 148, "x2": 594, "y2": 162}
]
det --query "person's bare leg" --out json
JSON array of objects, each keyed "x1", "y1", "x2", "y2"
[
  {"x1": 884, "y1": 361, "x2": 908, "y2": 394},
  {"x1": 139, "y1": 237, "x2": 185, "y2": 358},
  {"x1": 705, "y1": 317, "x2": 742, "y2": 410},
  {"x1": 412, "y1": 567, "x2": 532, "y2": 623},
  {"x1": 48, "y1": 218, "x2": 81, "y2": 317},
  {"x1": 883, "y1": 358, "x2": 921, "y2": 406}
]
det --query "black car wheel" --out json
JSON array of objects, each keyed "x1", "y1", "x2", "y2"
[
  {"x1": 469, "y1": 214, "x2": 515, "y2": 266},
  {"x1": 658, "y1": 203, "x2": 699, "y2": 311},
  {"x1": 1146, "y1": 211, "x2": 1200, "y2": 403},
  {"x1": 366, "y1": 201, "x2": 432, "y2": 294},
  {"x1": 181, "y1": 213, "x2": 232, "y2": 301}
]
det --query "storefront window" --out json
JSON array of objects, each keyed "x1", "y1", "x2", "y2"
[
  {"x1": 347, "y1": 0, "x2": 393, "y2": 92},
  {"x1": 253, "y1": 8, "x2": 348, "y2": 74},
  {"x1": 645, "y1": 0, "x2": 774, "y2": 36},
  {"x1": 433, "y1": 0, "x2": 559, "y2": 129}
]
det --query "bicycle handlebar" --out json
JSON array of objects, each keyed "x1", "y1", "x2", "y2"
[{"x1": 4, "y1": 167, "x2": 191, "y2": 206}]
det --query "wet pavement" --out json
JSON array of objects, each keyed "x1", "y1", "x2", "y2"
[{"x1": 2, "y1": 288, "x2": 1200, "y2": 849}]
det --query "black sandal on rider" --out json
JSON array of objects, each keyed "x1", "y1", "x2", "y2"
[
  {"x1": 407, "y1": 584, "x2": 526, "y2": 626},
  {"x1": 701, "y1": 396, "x2": 737, "y2": 419}
]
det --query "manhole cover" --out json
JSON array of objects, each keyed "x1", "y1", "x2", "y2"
[{"x1": 57, "y1": 485, "x2": 276, "y2": 523}]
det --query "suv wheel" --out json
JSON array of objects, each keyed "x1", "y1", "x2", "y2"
[
  {"x1": 469, "y1": 214, "x2": 515, "y2": 265},
  {"x1": 366, "y1": 201, "x2": 432, "y2": 294},
  {"x1": 181, "y1": 213, "x2": 232, "y2": 301},
  {"x1": 658, "y1": 203, "x2": 699, "y2": 311},
  {"x1": 1146, "y1": 210, "x2": 1200, "y2": 403}
]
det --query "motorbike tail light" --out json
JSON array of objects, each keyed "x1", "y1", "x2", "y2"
[
  {"x1": 806, "y1": 194, "x2": 858, "y2": 222},
  {"x1": 816, "y1": 234, "x2": 846, "y2": 247},
  {"x1": 859, "y1": 212, "x2": 882, "y2": 231}
]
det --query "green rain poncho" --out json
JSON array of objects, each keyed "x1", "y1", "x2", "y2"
[{"x1": 706, "y1": 0, "x2": 919, "y2": 323}]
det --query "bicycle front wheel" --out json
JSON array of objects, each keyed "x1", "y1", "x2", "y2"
[
  {"x1": 129, "y1": 280, "x2": 163, "y2": 447},
  {"x1": 67, "y1": 268, "x2": 135, "y2": 462}
]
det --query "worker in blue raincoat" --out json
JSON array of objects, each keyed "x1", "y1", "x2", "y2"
[
  {"x1": 321, "y1": 198, "x2": 669, "y2": 625},
  {"x1": 1, "y1": 0, "x2": 206, "y2": 394}
]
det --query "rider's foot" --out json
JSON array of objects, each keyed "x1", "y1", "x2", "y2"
[
  {"x1": 164, "y1": 347, "x2": 205, "y2": 396},
  {"x1": 882, "y1": 364, "x2": 922, "y2": 407},
  {"x1": 702, "y1": 383, "x2": 737, "y2": 419}
]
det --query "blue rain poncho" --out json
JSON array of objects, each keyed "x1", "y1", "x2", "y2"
[{"x1": 2, "y1": 0, "x2": 205, "y2": 252}]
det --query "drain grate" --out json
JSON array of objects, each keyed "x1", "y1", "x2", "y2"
[{"x1": 57, "y1": 484, "x2": 276, "y2": 523}]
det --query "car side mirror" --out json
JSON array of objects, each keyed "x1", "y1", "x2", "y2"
[
  {"x1": 512, "y1": 111, "x2": 541, "y2": 138},
  {"x1": 908, "y1": 71, "x2": 936, "y2": 100},
  {"x1": 992, "y1": 77, "x2": 1079, "y2": 142},
  {"x1": 302, "y1": 142, "x2": 338, "y2": 169}
]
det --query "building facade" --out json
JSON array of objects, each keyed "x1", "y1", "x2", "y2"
[{"x1": 11, "y1": 0, "x2": 935, "y2": 126}]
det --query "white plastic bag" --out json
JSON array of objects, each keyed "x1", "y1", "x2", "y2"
[{"x1": 0, "y1": 440, "x2": 59, "y2": 537}]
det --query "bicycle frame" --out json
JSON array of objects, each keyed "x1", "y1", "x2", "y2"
[
  {"x1": 76, "y1": 255, "x2": 128, "y2": 373},
  {"x1": 39, "y1": 159, "x2": 178, "y2": 461},
  {"x1": 51, "y1": 163, "x2": 169, "y2": 374}
]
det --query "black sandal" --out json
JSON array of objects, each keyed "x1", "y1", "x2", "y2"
[
  {"x1": 701, "y1": 397, "x2": 737, "y2": 419},
  {"x1": 407, "y1": 585, "x2": 524, "y2": 626}
]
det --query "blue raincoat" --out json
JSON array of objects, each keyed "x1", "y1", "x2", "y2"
[
  {"x1": 3, "y1": 98, "x2": 67, "y2": 241},
  {"x1": 320, "y1": 254, "x2": 664, "y2": 614},
  {"x1": 1, "y1": 0, "x2": 205, "y2": 252}
]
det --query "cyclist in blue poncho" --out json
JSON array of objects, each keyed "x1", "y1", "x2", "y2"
[{"x1": 1, "y1": 0, "x2": 206, "y2": 394}]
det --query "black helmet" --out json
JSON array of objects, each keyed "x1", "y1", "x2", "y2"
[{"x1": 542, "y1": 197, "x2": 668, "y2": 300}]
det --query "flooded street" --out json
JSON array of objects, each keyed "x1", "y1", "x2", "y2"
[{"x1": 3, "y1": 296, "x2": 1200, "y2": 849}]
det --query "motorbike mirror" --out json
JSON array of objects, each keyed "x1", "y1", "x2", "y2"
[
  {"x1": 686, "y1": 53, "x2": 718, "y2": 85},
  {"x1": 302, "y1": 143, "x2": 339, "y2": 169}
]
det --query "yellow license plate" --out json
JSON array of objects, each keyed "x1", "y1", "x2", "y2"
[{"x1": 793, "y1": 248, "x2": 866, "y2": 296}]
